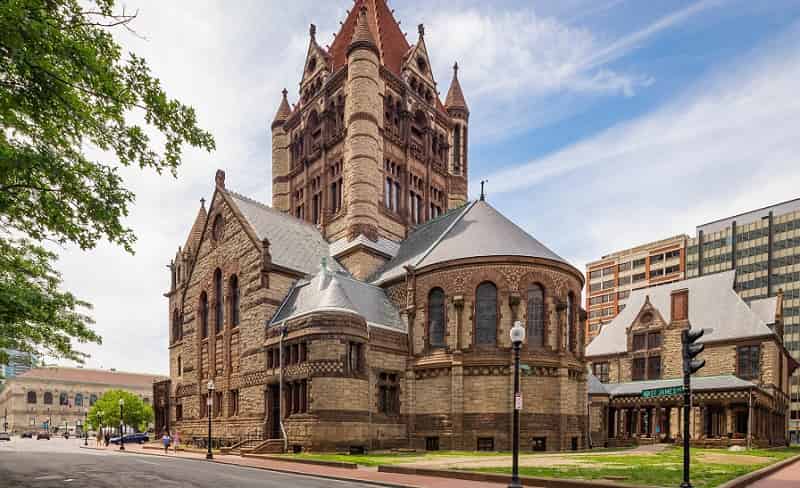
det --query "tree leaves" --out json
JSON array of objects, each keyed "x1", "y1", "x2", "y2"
[
  {"x1": 87, "y1": 389, "x2": 154, "y2": 432},
  {"x1": 0, "y1": 0, "x2": 215, "y2": 361}
]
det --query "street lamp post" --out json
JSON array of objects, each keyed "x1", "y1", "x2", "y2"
[
  {"x1": 84, "y1": 410, "x2": 88, "y2": 446},
  {"x1": 119, "y1": 398, "x2": 125, "y2": 451},
  {"x1": 509, "y1": 321, "x2": 525, "y2": 488},
  {"x1": 206, "y1": 379, "x2": 215, "y2": 460}
]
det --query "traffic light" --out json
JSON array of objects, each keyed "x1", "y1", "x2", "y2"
[{"x1": 682, "y1": 328, "x2": 706, "y2": 376}]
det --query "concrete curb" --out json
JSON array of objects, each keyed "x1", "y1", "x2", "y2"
[
  {"x1": 717, "y1": 453, "x2": 800, "y2": 488},
  {"x1": 241, "y1": 453, "x2": 358, "y2": 469},
  {"x1": 81, "y1": 445, "x2": 414, "y2": 488},
  {"x1": 378, "y1": 465, "x2": 651, "y2": 488}
]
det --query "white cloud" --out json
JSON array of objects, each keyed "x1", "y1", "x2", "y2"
[{"x1": 482, "y1": 24, "x2": 800, "y2": 271}]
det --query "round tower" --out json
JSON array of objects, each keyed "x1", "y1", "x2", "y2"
[
  {"x1": 343, "y1": 5, "x2": 381, "y2": 241},
  {"x1": 271, "y1": 89, "x2": 291, "y2": 212}
]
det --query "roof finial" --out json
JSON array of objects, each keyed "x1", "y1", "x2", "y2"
[
  {"x1": 309, "y1": 23, "x2": 316, "y2": 40},
  {"x1": 215, "y1": 169, "x2": 226, "y2": 189},
  {"x1": 200, "y1": 197, "x2": 206, "y2": 209},
  {"x1": 282, "y1": 88, "x2": 288, "y2": 99},
  {"x1": 418, "y1": 23, "x2": 425, "y2": 38},
  {"x1": 453, "y1": 62, "x2": 459, "y2": 75},
  {"x1": 480, "y1": 180, "x2": 487, "y2": 201}
]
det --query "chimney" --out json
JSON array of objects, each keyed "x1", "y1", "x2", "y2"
[{"x1": 671, "y1": 289, "x2": 689, "y2": 322}]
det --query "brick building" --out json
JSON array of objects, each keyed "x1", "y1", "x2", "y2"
[
  {"x1": 586, "y1": 271, "x2": 796, "y2": 447},
  {"x1": 0, "y1": 367, "x2": 162, "y2": 434},
  {"x1": 161, "y1": 0, "x2": 588, "y2": 453}
]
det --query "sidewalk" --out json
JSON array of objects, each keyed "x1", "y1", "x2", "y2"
[
  {"x1": 83, "y1": 442, "x2": 509, "y2": 488},
  {"x1": 748, "y1": 456, "x2": 800, "y2": 488}
]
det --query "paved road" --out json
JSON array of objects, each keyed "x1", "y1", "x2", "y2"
[{"x1": 0, "y1": 436, "x2": 381, "y2": 487}]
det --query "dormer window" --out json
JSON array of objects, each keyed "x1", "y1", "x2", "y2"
[{"x1": 416, "y1": 56, "x2": 427, "y2": 73}]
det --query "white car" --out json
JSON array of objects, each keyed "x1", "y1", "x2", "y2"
[{"x1": 0, "y1": 432, "x2": 11, "y2": 441}]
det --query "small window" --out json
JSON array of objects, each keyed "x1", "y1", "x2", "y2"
[
  {"x1": 175, "y1": 403, "x2": 183, "y2": 421},
  {"x1": 428, "y1": 288, "x2": 445, "y2": 347},
  {"x1": 633, "y1": 333, "x2": 646, "y2": 351},
  {"x1": 59, "y1": 393, "x2": 68, "y2": 406},
  {"x1": 475, "y1": 282, "x2": 498, "y2": 345},
  {"x1": 737, "y1": 345, "x2": 760, "y2": 380},
  {"x1": 647, "y1": 356, "x2": 662, "y2": 380},
  {"x1": 632, "y1": 357, "x2": 646, "y2": 381},
  {"x1": 230, "y1": 275, "x2": 240, "y2": 327},
  {"x1": 89, "y1": 394, "x2": 97, "y2": 406},
  {"x1": 229, "y1": 389, "x2": 239, "y2": 417},
  {"x1": 212, "y1": 214, "x2": 224, "y2": 241},
  {"x1": 44, "y1": 392, "x2": 53, "y2": 405},
  {"x1": 425, "y1": 437, "x2": 440, "y2": 451},
  {"x1": 214, "y1": 268, "x2": 223, "y2": 334},
  {"x1": 75, "y1": 393, "x2": 83, "y2": 407},
  {"x1": 647, "y1": 332, "x2": 662, "y2": 349},
  {"x1": 532, "y1": 437, "x2": 547, "y2": 451},
  {"x1": 200, "y1": 292, "x2": 209, "y2": 339},
  {"x1": 378, "y1": 373, "x2": 400, "y2": 415},
  {"x1": 593, "y1": 362, "x2": 609, "y2": 383},
  {"x1": 348, "y1": 342, "x2": 362, "y2": 373},
  {"x1": 177, "y1": 356, "x2": 182, "y2": 376},
  {"x1": 477, "y1": 437, "x2": 494, "y2": 451},
  {"x1": 527, "y1": 284, "x2": 545, "y2": 347},
  {"x1": 27, "y1": 391, "x2": 37, "y2": 404}
]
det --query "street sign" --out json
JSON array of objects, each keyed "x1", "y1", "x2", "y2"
[
  {"x1": 514, "y1": 393, "x2": 522, "y2": 410},
  {"x1": 641, "y1": 385, "x2": 684, "y2": 398}
]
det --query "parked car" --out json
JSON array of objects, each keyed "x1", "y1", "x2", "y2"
[
  {"x1": 0, "y1": 432, "x2": 11, "y2": 441},
  {"x1": 21, "y1": 432, "x2": 34, "y2": 439},
  {"x1": 36, "y1": 432, "x2": 51, "y2": 440},
  {"x1": 109, "y1": 433, "x2": 149, "y2": 444}
]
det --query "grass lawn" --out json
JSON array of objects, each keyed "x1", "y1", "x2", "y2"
[{"x1": 468, "y1": 446, "x2": 800, "y2": 488}]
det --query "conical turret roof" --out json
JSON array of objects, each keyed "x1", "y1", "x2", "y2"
[
  {"x1": 445, "y1": 62, "x2": 469, "y2": 113},
  {"x1": 271, "y1": 89, "x2": 291, "y2": 128}
]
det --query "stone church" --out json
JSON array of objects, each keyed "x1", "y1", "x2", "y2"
[{"x1": 160, "y1": 0, "x2": 588, "y2": 452}]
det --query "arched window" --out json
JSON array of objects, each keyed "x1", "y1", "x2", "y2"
[
  {"x1": 214, "y1": 268, "x2": 223, "y2": 334},
  {"x1": 230, "y1": 275, "x2": 240, "y2": 327},
  {"x1": 177, "y1": 355, "x2": 182, "y2": 376},
  {"x1": 59, "y1": 392, "x2": 68, "y2": 406},
  {"x1": 27, "y1": 391, "x2": 37, "y2": 404},
  {"x1": 567, "y1": 292, "x2": 576, "y2": 352},
  {"x1": 475, "y1": 282, "x2": 498, "y2": 345},
  {"x1": 172, "y1": 308, "x2": 181, "y2": 343},
  {"x1": 89, "y1": 394, "x2": 97, "y2": 406},
  {"x1": 527, "y1": 284, "x2": 545, "y2": 347},
  {"x1": 428, "y1": 288, "x2": 445, "y2": 348},
  {"x1": 75, "y1": 393, "x2": 83, "y2": 407},
  {"x1": 200, "y1": 291, "x2": 209, "y2": 339},
  {"x1": 44, "y1": 392, "x2": 53, "y2": 405}
]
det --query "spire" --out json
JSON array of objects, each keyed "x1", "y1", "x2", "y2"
[
  {"x1": 347, "y1": 5, "x2": 379, "y2": 57},
  {"x1": 330, "y1": 0, "x2": 410, "y2": 73},
  {"x1": 445, "y1": 62, "x2": 469, "y2": 113},
  {"x1": 271, "y1": 88, "x2": 291, "y2": 129}
]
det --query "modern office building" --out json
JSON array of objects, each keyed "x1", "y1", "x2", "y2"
[
  {"x1": 585, "y1": 235, "x2": 688, "y2": 340},
  {"x1": 586, "y1": 196, "x2": 800, "y2": 443},
  {"x1": 1, "y1": 349, "x2": 38, "y2": 379}
]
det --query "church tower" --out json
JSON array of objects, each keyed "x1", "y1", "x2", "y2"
[{"x1": 270, "y1": 0, "x2": 470, "y2": 279}]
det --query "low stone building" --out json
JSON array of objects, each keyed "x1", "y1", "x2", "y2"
[
  {"x1": 586, "y1": 271, "x2": 796, "y2": 447},
  {"x1": 0, "y1": 367, "x2": 163, "y2": 434},
  {"x1": 161, "y1": 0, "x2": 588, "y2": 454}
]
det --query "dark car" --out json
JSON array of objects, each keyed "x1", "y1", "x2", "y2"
[
  {"x1": 36, "y1": 432, "x2": 50, "y2": 440},
  {"x1": 21, "y1": 432, "x2": 34, "y2": 439},
  {"x1": 110, "y1": 433, "x2": 149, "y2": 444},
  {"x1": 0, "y1": 432, "x2": 10, "y2": 441}
]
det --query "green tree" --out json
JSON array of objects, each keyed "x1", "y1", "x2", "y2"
[
  {"x1": 87, "y1": 389, "x2": 153, "y2": 432},
  {"x1": 0, "y1": 0, "x2": 215, "y2": 363}
]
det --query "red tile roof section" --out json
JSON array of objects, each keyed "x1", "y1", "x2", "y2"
[
  {"x1": 329, "y1": 0, "x2": 411, "y2": 76},
  {"x1": 18, "y1": 367, "x2": 165, "y2": 387}
]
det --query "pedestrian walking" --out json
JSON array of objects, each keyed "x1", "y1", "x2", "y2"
[
  {"x1": 162, "y1": 431, "x2": 171, "y2": 454},
  {"x1": 104, "y1": 431, "x2": 110, "y2": 447},
  {"x1": 173, "y1": 430, "x2": 180, "y2": 454}
]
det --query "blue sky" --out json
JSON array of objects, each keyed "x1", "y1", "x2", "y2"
[{"x1": 51, "y1": 0, "x2": 800, "y2": 373}]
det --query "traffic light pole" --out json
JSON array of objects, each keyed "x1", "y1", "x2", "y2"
[{"x1": 681, "y1": 372, "x2": 691, "y2": 488}]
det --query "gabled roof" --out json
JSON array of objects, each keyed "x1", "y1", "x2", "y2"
[
  {"x1": 183, "y1": 200, "x2": 207, "y2": 252},
  {"x1": 370, "y1": 200, "x2": 575, "y2": 284},
  {"x1": 329, "y1": 0, "x2": 411, "y2": 76},
  {"x1": 586, "y1": 271, "x2": 776, "y2": 357},
  {"x1": 329, "y1": 234, "x2": 401, "y2": 259},
  {"x1": 226, "y1": 191, "x2": 340, "y2": 276},
  {"x1": 270, "y1": 268, "x2": 404, "y2": 331}
]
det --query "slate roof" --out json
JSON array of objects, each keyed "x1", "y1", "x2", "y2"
[
  {"x1": 586, "y1": 271, "x2": 776, "y2": 357},
  {"x1": 18, "y1": 367, "x2": 165, "y2": 387},
  {"x1": 227, "y1": 191, "x2": 340, "y2": 276},
  {"x1": 597, "y1": 375, "x2": 757, "y2": 397},
  {"x1": 749, "y1": 296, "x2": 779, "y2": 326},
  {"x1": 371, "y1": 200, "x2": 576, "y2": 285},
  {"x1": 270, "y1": 268, "x2": 404, "y2": 331}
]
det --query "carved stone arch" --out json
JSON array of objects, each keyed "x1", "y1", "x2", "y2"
[{"x1": 518, "y1": 269, "x2": 557, "y2": 349}]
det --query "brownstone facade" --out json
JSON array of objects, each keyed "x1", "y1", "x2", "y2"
[{"x1": 163, "y1": 0, "x2": 589, "y2": 453}]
